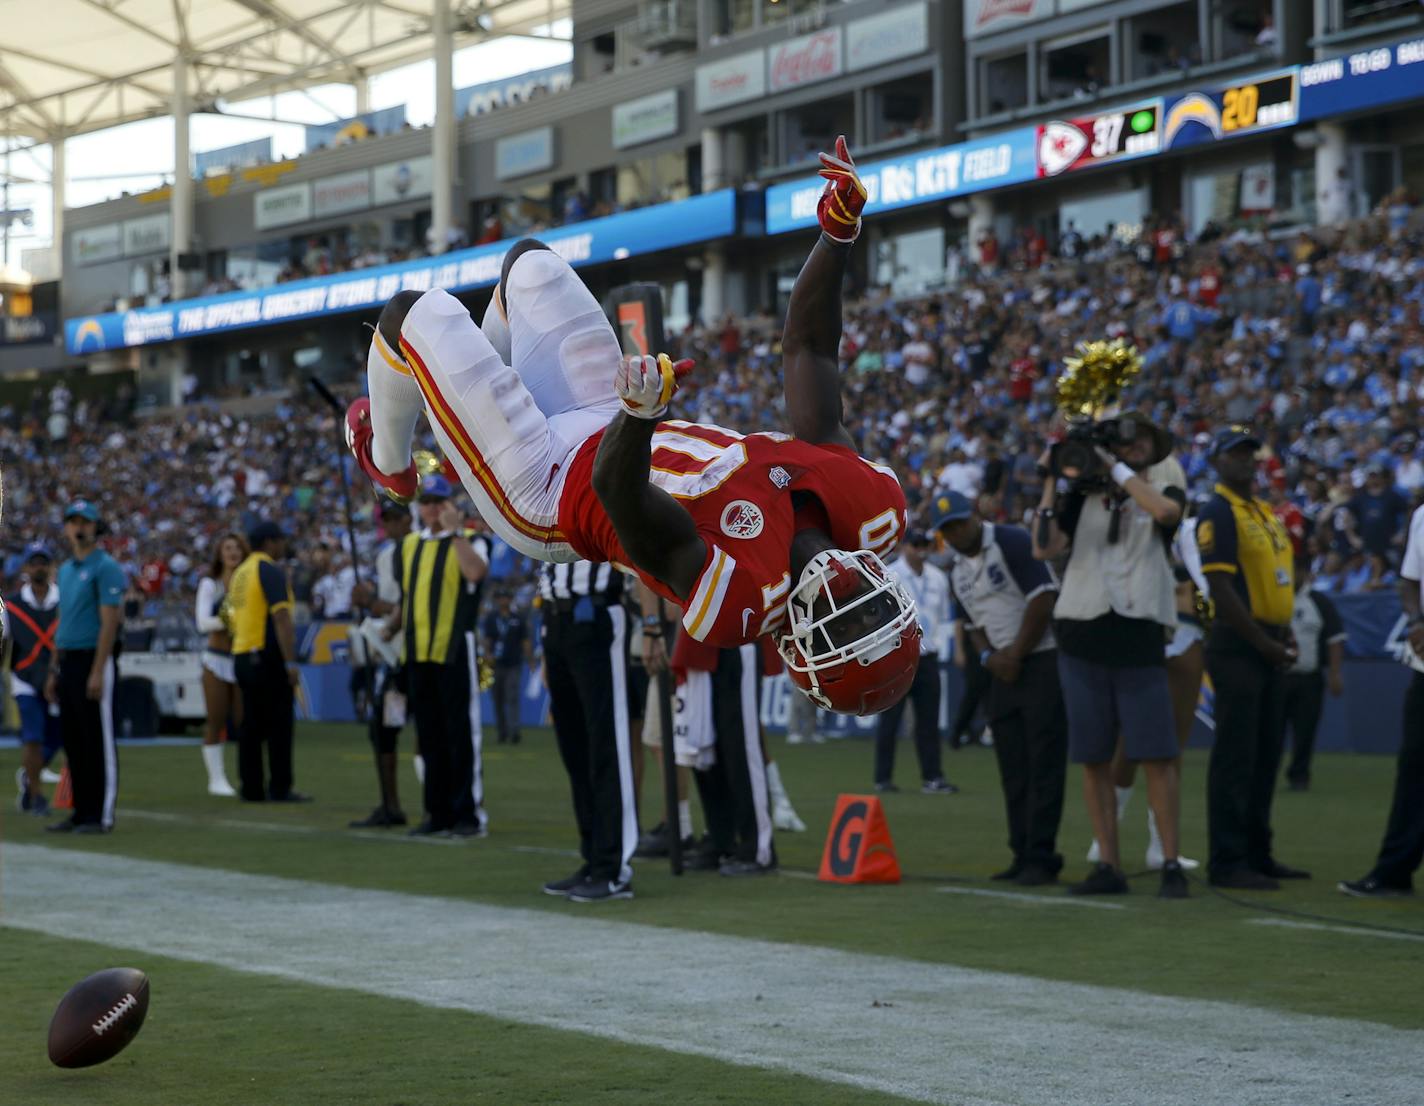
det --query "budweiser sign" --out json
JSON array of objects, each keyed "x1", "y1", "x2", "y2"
[
  {"x1": 768, "y1": 28, "x2": 842, "y2": 93},
  {"x1": 965, "y1": 0, "x2": 1048, "y2": 37}
]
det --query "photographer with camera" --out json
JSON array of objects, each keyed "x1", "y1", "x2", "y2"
[{"x1": 1033, "y1": 412, "x2": 1189, "y2": 898}]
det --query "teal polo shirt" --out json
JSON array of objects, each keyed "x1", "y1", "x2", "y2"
[{"x1": 56, "y1": 549, "x2": 126, "y2": 650}]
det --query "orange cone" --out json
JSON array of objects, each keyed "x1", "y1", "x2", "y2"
[
  {"x1": 817, "y1": 794, "x2": 900, "y2": 884},
  {"x1": 52, "y1": 767, "x2": 73, "y2": 811}
]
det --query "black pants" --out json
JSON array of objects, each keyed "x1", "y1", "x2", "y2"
[
  {"x1": 694, "y1": 643, "x2": 774, "y2": 866},
  {"x1": 1206, "y1": 647, "x2": 1288, "y2": 878},
  {"x1": 235, "y1": 651, "x2": 295, "y2": 801},
  {"x1": 544, "y1": 604, "x2": 635, "y2": 881},
  {"x1": 492, "y1": 664, "x2": 522, "y2": 743},
  {"x1": 874, "y1": 653, "x2": 943, "y2": 784},
  {"x1": 986, "y1": 651, "x2": 1067, "y2": 870},
  {"x1": 1369, "y1": 670, "x2": 1424, "y2": 886},
  {"x1": 368, "y1": 664, "x2": 401, "y2": 756},
  {"x1": 952, "y1": 645, "x2": 990, "y2": 742},
  {"x1": 1282, "y1": 671, "x2": 1326, "y2": 784},
  {"x1": 57, "y1": 648, "x2": 117, "y2": 828},
  {"x1": 408, "y1": 643, "x2": 482, "y2": 830}
]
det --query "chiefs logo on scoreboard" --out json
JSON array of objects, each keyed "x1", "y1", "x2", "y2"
[{"x1": 1036, "y1": 103, "x2": 1162, "y2": 177}]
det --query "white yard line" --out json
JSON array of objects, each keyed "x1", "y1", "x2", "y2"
[
  {"x1": 935, "y1": 885, "x2": 1128, "y2": 911},
  {"x1": 1246, "y1": 917, "x2": 1424, "y2": 943},
  {"x1": 2, "y1": 846, "x2": 1421, "y2": 1106}
]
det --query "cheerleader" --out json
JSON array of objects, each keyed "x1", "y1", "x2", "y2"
[{"x1": 195, "y1": 533, "x2": 247, "y2": 796}]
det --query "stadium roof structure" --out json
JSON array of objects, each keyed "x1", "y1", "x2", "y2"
[{"x1": 0, "y1": 0, "x2": 570, "y2": 141}]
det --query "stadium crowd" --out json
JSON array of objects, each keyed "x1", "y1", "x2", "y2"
[{"x1": 5, "y1": 201, "x2": 1424, "y2": 608}]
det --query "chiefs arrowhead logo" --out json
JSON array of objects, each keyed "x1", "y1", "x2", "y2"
[{"x1": 1038, "y1": 121, "x2": 1087, "y2": 177}]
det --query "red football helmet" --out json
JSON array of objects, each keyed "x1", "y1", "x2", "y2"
[{"x1": 778, "y1": 549, "x2": 921, "y2": 716}]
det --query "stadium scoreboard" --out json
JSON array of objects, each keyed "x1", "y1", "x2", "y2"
[{"x1": 1037, "y1": 104, "x2": 1160, "y2": 176}]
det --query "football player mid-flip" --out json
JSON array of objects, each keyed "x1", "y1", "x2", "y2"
[{"x1": 347, "y1": 137, "x2": 920, "y2": 714}]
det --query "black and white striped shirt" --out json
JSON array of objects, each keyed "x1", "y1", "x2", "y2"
[{"x1": 539, "y1": 560, "x2": 625, "y2": 603}]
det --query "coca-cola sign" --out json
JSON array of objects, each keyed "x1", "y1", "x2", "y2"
[{"x1": 768, "y1": 28, "x2": 843, "y2": 93}]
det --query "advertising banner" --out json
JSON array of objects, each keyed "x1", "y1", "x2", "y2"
[
  {"x1": 304, "y1": 105, "x2": 407, "y2": 151},
  {"x1": 495, "y1": 126, "x2": 556, "y2": 180},
  {"x1": 695, "y1": 50, "x2": 765, "y2": 112},
  {"x1": 371, "y1": 156, "x2": 433, "y2": 206},
  {"x1": 66, "y1": 191, "x2": 739, "y2": 354},
  {"x1": 613, "y1": 90, "x2": 680, "y2": 150},
  {"x1": 312, "y1": 169, "x2": 372, "y2": 219},
  {"x1": 765, "y1": 129, "x2": 1038, "y2": 234},
  {"x1": 846, "y1": 3, "x2": 929, "y2": 73},
  {"x1": 122, "y1": 213, "x2": 170, "y2": 257},
  {"x1": 254, "y1": 182, "x2": 312, "y2": 230},
  {"x1": 74, "y1": 224, "x2": 122, "y2": 266},
  {"x1": 455, "y1": 64, "x2": 573, "y2": 117}
]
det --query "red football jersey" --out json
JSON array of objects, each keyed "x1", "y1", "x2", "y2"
[{"x1": 559, "y1": 420, "x2": 906, "y2": 648}]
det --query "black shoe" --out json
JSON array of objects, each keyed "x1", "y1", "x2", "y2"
[
  {"x1": 510, "y1": 732, "x2": 521, "y2": 745},
  {"x1": 407, "y1": 821, "x2": 451, "y2": 838},
  {"x1": 1210, "y1": 868, "x2": 1279, "y2": 891},
  {"x1": 1068, "y1": 863, "x2": 1129, "y2": 895},
  {"x1": 1338, "y1": 875, "x2": 1414, "y2": 899},
  {"x1": 543, "y1": 865, "x2": 591, "y2": 896},
  {"x1": 74, "y1": 822, "x2": 111, "y2": 835},
  {"x1": 990, "y1": 861, "x2": 1023, "y2": 882},
  {"x1": 270, "y1": 791, "x2": 314, "y2": 803},
  {"x1": 635, "y1": 823, "x2": 669, "y2": 858},
  {"x1": 450, "y1": 821, "x2": 487, "y2": 838},
  {"x1": 1158, "y1": 860, "x2": 1190, "y2": 899},
  {"x1": 1259, "y1": 860, "x2": 1311, "y2": 880},
  {"x1": 567, "y1": 876, "x2": 634, "y2": 902},
  {"x1": 681, "y1": 835, "x2": 720, "y2": 870},
  {"x1": 45, "y1": 817, "x2": 77, "y2": 834},
  {"x1": 874, "y1": 781, "x2": 899, "y2": 793},
  {"x1": 719, "y1": 858, "x2": 776, "y2": 877},
  {"x1": 349, "y1": 806, "x2": 401, "y2": 829},
  {"x1": 1285, "y1": 776, "x2": 1310, "y2": 792},
  {"x1": 1015, "y1": 863, "x2": 1059, "y2": 887},
  {"x1": 921, "y1": 777, "x2": 959, "y2": 795}
]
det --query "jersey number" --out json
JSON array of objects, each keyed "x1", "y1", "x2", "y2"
[{"x1": 649, "y1": 425, "x2": 749, "y2": 501}]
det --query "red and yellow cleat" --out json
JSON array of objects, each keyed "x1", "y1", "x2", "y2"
[{"x1": 344, "y1": 397, "x2": 420, "y2": 503}]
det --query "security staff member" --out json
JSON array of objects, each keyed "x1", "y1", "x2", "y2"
[
  {"x1": 388, "y1": 475, "x2": 489, "y2": 837},
  {"x1": 1197, "y1": 426, "x2": 1306, "y2": 889},
  {"x1": 46, "y1": 501, "x2": 125, "y2": 834},
  {"x1": 350, "y1": 499, "x2": 413, "y2": 828},
  {"x1": 938, "y1": 493, "x2": 1067, "y2": 885},
  {"x1": 7, "y1": 542, "x2": 61, "y2": 817},
  {"x1": 228, "y1": 521, "x2": 309, "y2": 803},
  {"x1": 874, "y1": 529, "x2": 957, "y2": 794},
  {"x1": 539, "y1": 559, "x2": 637, "y2": 902}
]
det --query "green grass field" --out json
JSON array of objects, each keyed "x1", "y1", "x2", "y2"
[{"x1": 2, "y1": 723, "x2": 1421, "y2": 1105}]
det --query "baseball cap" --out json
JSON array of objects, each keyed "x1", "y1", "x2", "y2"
[
  {"x1": 378, "y1": 498, "x2": 410, "y2": 518},
  {"x1": 418, "y1": 473, "x2": 452, "y2": 500},
  {"x1": 63, "y1": 500, "x2": 99, "y2": 522},
  {"x1": 931, "y1": 491, "x2": 975, "y2": 529},
  {"x1": 23, "y1": 541, "x2": 53, "y2": 562},
  {"x1": 1209, "y1": 425, "x2": 1262, "y2": 458},
  {"x1": 247, "y1": 520, "x2": 286, "y2": 547}
]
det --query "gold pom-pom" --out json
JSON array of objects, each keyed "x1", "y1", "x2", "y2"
[{"x1": 1055, "y1": 340, "x2": 1143, "y2": 419}]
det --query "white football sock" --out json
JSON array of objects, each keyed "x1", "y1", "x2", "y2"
[
  {"x1": 1115, "y1": 784, "x2": 1134, "y2": 822},
  {"x1": 765, "y1": 759, "x2": 789, "y2": 806},
  {"x1": 413, "y1": 754, "x2": 426, "y2": 786},
  {"x1": 677, "y1": 799, "x2": 693, "y2": 840},
  {"x1": 1147, "y1": 807, "x2": 1165, "y2": 860},
  {"x1": 366, "y1": 333, "x2": 424, "y2": 477},
  {"x1": 480, "y1": 288, "x2": 512, "y2": 365}
]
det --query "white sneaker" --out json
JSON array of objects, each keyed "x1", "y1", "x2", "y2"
[
  {"x1": 773, "y1": 800, "x2": 806, "y2": 832},
  {"x1": 786, "y1": 733, "x2": 807, "y2": 746},
  {"x1": 1087, "y1": 838, "x2": 1101, "y2": 864},
  {"x1": 1145, "y1": 845, "x2": 1199, "y2": 871},
  {"x1": 208, "y1": 779, "x2": 238, "y2": 798},
  {"x1": 40, "y1": 767, "x2": 62, "y2": 784},
  {"x1": 979, "y1": 726, "x2": 994, "y2": 747}
]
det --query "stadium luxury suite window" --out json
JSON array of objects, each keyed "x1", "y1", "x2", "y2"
[
  {"x1": 868, "y1": 73, "x2": 933, "y2": 146},
  {"x1": 782, "y1": 95, "x2": 855, "y2": 168},
  {"x1": 1040, "y1": 29, "x2": 1110, "y2": 104},
  {"x1": 979, "y1": 51, "x2": 1028, "y2": 118},
  {"x1": 1125, "y1": 2, "x2": 1201, "y2": 82}
]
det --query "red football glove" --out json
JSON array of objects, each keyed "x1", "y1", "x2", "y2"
[{"x1": 816, "y1": 135, "x2": 867, "y2": 244}]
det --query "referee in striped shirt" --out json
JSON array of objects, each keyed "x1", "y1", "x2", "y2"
[{"x1": 539, "y1": 559, "x2": 638, "y2": 903}]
